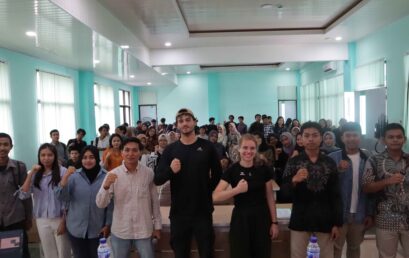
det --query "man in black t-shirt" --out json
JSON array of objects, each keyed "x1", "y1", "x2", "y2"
[{"x1": 155, "y1": 108, "x2": 222, "y2": 258}]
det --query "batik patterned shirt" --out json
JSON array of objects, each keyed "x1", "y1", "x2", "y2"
[{"x1": 363, "y1": 151, "x2": 409, "y2": 231}]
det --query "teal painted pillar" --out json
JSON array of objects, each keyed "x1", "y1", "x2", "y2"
[
  {"x1": 346, "y1": 42, "x2": 357, "y2": 91},
  {"x1": 208, "y1": 73, "x2": 220, "y2": 123},
  {"x1": 296, "y1": 70, "x2": 302, "y2": 120},
  {"x1": 132, "y1": 87, "x2": 139, "y2": 124},
  {"x1": 78, "y1": 71, "x2": 96, "y2": 143}
]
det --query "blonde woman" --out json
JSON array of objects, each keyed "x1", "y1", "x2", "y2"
[{"x1": 213, "y1": 134, "x2": 279, "y2": 258}]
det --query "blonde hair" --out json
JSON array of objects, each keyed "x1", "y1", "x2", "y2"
[{"x1": 238, "y1": 134, "x2": 265, "y2": 167}]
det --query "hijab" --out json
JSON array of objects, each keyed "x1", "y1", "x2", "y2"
[
  {"x1": 280, "y1": 132, "x2": 295, "y2": 156},
  {"x1": 80, "y1": 145, "x2": 101, "y2": 184}
]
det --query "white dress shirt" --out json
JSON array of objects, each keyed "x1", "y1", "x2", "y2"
[{"x1": 96, "y1": 162, "x2": 161, "y2": 239}]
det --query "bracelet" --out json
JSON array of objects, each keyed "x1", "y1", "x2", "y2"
[{"x1": 271, "y1": 221, "x2": 278, "y2": 225}]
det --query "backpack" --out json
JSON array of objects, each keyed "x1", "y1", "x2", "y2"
[{"x1": 11, "y1": 161, "x2": 23, "y2": 190}]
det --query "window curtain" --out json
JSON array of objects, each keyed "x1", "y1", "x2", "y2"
[
  {"x1": 94, "y1": 83, "x2": 115, "y2": 133},
  {"x1": 318, "y1": 75, "x2": 344, "y2": 124},
  {"x1": 0, "y1": 62, "x2": 13, "y2": 136},
  {"x1": 37, "y1": 71, "x2": 75, "y2": 144},
  {"x1": 403, "y1": 54, "x2": 409, "y2": 137},
  {"x1": 355, "y1": 59, "x2": 385, "y2": 91},
  {"x1": 300, "y1": 82, "x2": 318, "y2": 122}
]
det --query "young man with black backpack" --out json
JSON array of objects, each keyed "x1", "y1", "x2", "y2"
[{"x1": 0, "y1": 133, "x2": 33, "y2": 258}]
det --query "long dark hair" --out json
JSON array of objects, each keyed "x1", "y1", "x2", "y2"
[
  {"x1": 33, "y1": 143, "x2": 61, "y2": 189},
  {"x1": 109, "y1": 133, "x2": 123, "y2": 148}
]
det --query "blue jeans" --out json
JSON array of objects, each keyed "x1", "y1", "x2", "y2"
[{"x1": 111, "y1": 233, "x2": 154, "y2": 258}]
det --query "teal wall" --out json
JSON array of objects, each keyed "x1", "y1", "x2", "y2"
[
  {"x1": 152, "y1": 70, "x2": 297, "y2": 126},
  {"x1": 0, "y1": 47, "x2": 136, "y2": 166},
  {"x1": 217, "y1": 70, "x2": 297, "y2": 123},
  {"x1": 354, "y1": 14, "x2": 409, "y2": 123},
  {"x1": 300, "y1": 61, "x2": 345, "y2": 86},
  {"x1": 156, "y1": 73, "x2": 210, "y2": 125}
]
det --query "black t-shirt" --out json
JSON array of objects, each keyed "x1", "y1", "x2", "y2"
[
  {"x1": 155, "y1": 138, "x2": 222, "y2": 218},
  {"x1": 0, "y1": 165, "x2": 7, "y2": 173},
  {"x1": 222, "y1": 163, "x2": 271, "y2": 209}
]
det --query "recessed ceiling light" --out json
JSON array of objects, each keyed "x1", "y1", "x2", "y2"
[
  {"x1": 120, "y1": 45, "x2": 129, "y2": 49},
  {"x1": 93, "y1": 60, "x2": 100, "y2": 64},
  {"x1": 161, "y1": 72, "x2": 168, "y2": 76},
  {"x1": 129, "y1": 75, "x2": 135, "y2": 78},
  {"x1": 335, "y1": 36, "x2": 343, "y2": 41},
  {"x1": 186, "y1": 71, "x2": 191, "y2": 74},
  {"x1": 285, "y1": 67, "x2": 291, "y2": 71},
  {"x1": 261, "y1": 4, "x2": 273, "y2": 9},
  {"x1": 25, "y1": 31, "x2": 37, "y2": 37},
  {"x1": 147, "y1": 82, "x2": 152, "y2": 85},
  {"x1": 164, "y1": 42, "x2": 172, "y2": 47}
]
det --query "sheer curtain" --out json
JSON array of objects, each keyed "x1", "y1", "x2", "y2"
[
  {"x1": 355, "y1": 59, "x2": 385, "y2": 91},
  {"x1": 94, "y1": 83, "x2": 115, "y2": 133},
  {"x1": 0, "y1": 62, "x2": 13, "y2": 136},
  {"x1": 404, "y1": 54, "x2": 409, "y2": 137},
  {"x1": 37, "y1": 71, "x2": 75, "y2": 144},
  {"x1": 318, "y1": 75, "x2": 344, "y2": 123},
  {"x1": 300, "y1": 82, "x2": 318, "y2": 122}
]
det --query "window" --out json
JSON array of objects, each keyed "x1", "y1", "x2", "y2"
[
  {"x1": 0, "y1": 61, "x2": 13, "y2": 136},
  {"x1": 119, "y1": 89, "x2": 131, "y2": 125},
  {"x1": 355, "y1": 59, "x2": 386, "y2": 91},
  {"x1": 94, "y1": 83, "x2": 115, "y2": 133},
  {"x1": 318, "y1": 75, "x2": 344, "y2": 124},
  {"x1": 37, "y1": 70, "x2": 75, "y2": 144},
  {"x1": 300, "y1": 82, "x2": 318, "y2": 122}
]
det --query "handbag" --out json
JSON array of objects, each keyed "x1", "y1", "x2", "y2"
[{"x1": 0, "y1": 229, "x2": 24, "y2": 258}]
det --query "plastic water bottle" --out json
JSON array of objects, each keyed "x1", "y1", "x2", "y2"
[
  {"x1": 97, "y1": 238, "x2": 111, "y2": 258},
  {"x1": 306, "y1": 235, "x2": 320, "y2": 258}
]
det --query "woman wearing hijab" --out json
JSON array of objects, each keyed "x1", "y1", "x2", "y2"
[
  {"x1": 217, "y1": 124, "x2": 228, "y2": 147},
  {"x1": 141, "y1": 134, "x2": 168, "y2": 171},
  {"x1": 227, "y1": 123, "x2": 242, "y2": 164},
  {"x1": 279, "y1": 132, "x2": 295, "y2": 158},
  {"x1": 55, "y1": 146, "x2": 113, "y2": 258},
  {"x1": 320, "y1": 131, "x2": 340, "y2": 154}
]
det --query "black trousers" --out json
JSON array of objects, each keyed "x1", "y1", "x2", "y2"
[
  {"x1": 68, "y1": 231, "x2": 99, "y2": 258},
  {"x1": 170, "y1": 216, "x2": 215, "y2": 258},
  {"x1": 229, "y1": 205, "x2": 271, "y2": 258}
]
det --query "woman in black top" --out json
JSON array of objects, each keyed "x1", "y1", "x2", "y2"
[{"x1": 213, "y1": 134, "x2": 279, "y2": 258}]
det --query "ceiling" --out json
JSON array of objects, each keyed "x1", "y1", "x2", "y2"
[
  {"x1": 98, "y1": 0, "x2": 409, "y2": 49},
  {"x1": 1, "y1": 0, "x2": 409, "y2": 87},
  {"x1": 0, "y1": 0, "x2": 176, "y2": 87}
]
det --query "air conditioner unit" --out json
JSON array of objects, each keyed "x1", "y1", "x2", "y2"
[{"x1": 323, "y1": 62, "x2": 337, "y2": 73}]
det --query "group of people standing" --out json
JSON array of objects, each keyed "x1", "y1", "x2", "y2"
[{"x1": 1, "y1": 108, "x2": 409, "y2": 258}]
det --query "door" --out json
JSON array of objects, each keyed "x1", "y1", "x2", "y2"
[
  {"x1": 278, "y1": 100, "x2": 297, "y2": 120},
  {"x1": 139, "y1": 105, "x2": 157, "y2": 123}
]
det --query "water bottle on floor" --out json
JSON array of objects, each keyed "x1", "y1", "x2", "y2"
[
  {"x1": 306, "y1": 235, "x2": 320, "y2": 258},
  {"x1": 97, "y1": 238, "x2": 111, "y2": 258}
]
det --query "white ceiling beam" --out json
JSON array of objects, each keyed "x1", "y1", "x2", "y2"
[{"x1": 150, "y1": 43, "x2": 348, "y2": 66}]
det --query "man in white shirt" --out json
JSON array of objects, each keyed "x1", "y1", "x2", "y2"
[
  {"x1": 328, "y1": 122, "x2": 374, "y2": 258},
  {"x1": 96, "y1": 137, "x2": 161, "y2": 258}
]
